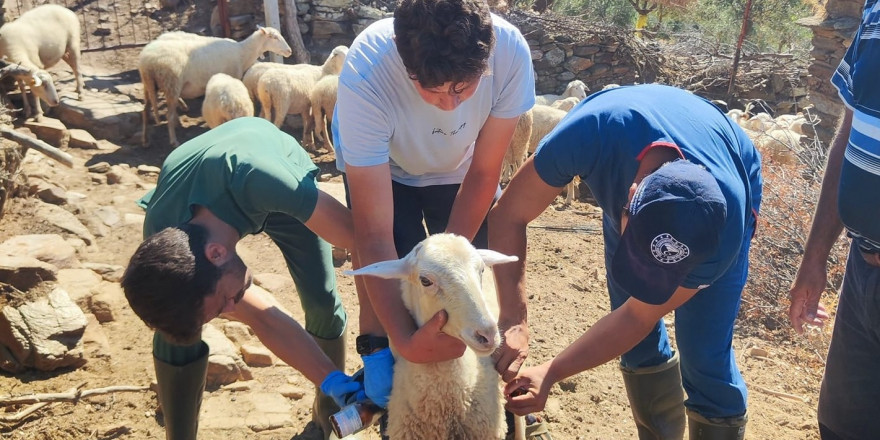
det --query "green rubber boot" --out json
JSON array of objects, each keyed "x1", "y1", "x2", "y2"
[
  {"x1": 687, "y1": 410, "x2": 747, "y2": 440},
  {"x1": 620, "y1": 351, "x2": 686, "y2": 440},
  {"x1": 153, "y1": 342, "x2": 209, "y2": 440},
  {"x1": 311, "y1": 332, "x2": 347, "y2": 440}
]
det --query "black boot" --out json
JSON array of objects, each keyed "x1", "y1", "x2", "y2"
[
  {"x1": 687, "y1": 409, "x2": 747, "y2": 440},
  {"x1": 153, "y1": 342, "x2": 209, "y2": 440},
  {"x1": 620, "y1": 351, "x2": 686, "y2": 440},
  {"x1": 311, "y1": 332, "x2": 347, "y2": 440}
]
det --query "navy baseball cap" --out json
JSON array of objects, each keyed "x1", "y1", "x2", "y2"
[{"x1": 611, "y1": 160, "x2": 727, "y2": 305}]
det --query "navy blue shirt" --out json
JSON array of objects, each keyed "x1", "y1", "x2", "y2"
[
  {"x1": 831, "y1": 0, "x2": 880, "y2": 252},
  {"x1": 533, "y1": 84, "x2": 762, "y2": 288}
]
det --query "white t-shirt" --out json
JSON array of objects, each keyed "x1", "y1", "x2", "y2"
[{"x1": 333, "y1": 15, "x2": 535, "y2": 186}]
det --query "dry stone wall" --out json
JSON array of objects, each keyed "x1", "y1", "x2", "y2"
[{"x1": 797, "y1": 0, "x2": 863, "y2": 143}]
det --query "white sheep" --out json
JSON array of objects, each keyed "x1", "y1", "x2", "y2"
[
  {"x1": 0, "y1": 4, "x2": 83, "y2": 121},
  {"x1": 201, "y1": 73, "x2": 254, "y2": 129},
  {"x1": 310, "y1": 74, "x2": 339, "y2": 152},
  {"x1": 138, "y1": 26, "x2": 292, "y2": 147},
  {"x1": 242, "y1": 45, "x2": 348, "y2": 104},
  {"x1": 250, "y1": 46, "x2": 348, "y2": 150},
  {"x1": 256, "y1": 68, "x2": 316, "y2": 146},
  {"x1": 345, "y1": 233, "x2": 519, "y2": 440},
  {"x1": 535, "y1": 80, "x2": 588, "y2": 106},
  {"x1": 502, "y1": 108, "x2": 533, "y2": 184},
  {"x1": 526, "y1": 104, "x2": 579, "y2": 204},
  {"x1": 549, "y1": 96, "x2": 580, "y2": 112}
]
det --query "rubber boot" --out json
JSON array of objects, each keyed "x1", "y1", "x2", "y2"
[
  {"x1": 311, "y1": 332, "x2": 347, "y2": 440},
  {"x1": 620, "y1": 351, "x2": 686, "y2": 440},
  {"x1": 153, "y1": 342, "x2": 209, "y2": 440},
  {"x1": 687, "y1": 409, "x2": 747, "y2": 440}
]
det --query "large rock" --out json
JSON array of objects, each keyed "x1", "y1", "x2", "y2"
[
  {"x1": 0, "y1": 287, "x2": 88, "y2": 372},
  {"x1": 0, "y1": 255, "x2": 58, "y2": 290},
  {"x1": 0, "y1": 234, "x2": 79, "y2": 269}
]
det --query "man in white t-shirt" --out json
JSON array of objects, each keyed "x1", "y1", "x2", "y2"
[{"x1": 331, "y1": 0, "x2": 538, "y2": 431}]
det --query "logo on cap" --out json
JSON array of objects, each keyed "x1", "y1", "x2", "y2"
[{"x1": 650, "y1": 233, "x2": 690, "y2": 264}]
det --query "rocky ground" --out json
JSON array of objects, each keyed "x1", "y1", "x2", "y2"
[{"x1": 0, "y1": 25, "x2": 836, "y2": 440}]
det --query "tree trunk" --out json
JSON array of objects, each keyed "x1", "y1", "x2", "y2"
[{"x1": 281, "y1": 0, "x2": 310, "y2": 64}]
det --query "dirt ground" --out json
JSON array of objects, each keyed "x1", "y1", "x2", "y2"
[{"x1": 0, "y1": 6, "x2": 835, "y2": 440}]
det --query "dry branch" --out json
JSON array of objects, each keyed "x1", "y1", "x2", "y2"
[
  {"x1": 0, "y1": 127, "x2": 73, "y2": 168},
  {"x1": 0, "y1": 385, "x2": 150, "y2": 406}
]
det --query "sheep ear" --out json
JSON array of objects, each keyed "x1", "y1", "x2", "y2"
[
  {"x1": 477, "y1": 249, "x2": 518, "y2": 267},
  {"x1": 344, "y1": 258, "x2": 410, "y2": 280}
]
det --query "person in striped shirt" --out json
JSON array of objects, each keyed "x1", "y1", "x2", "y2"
[{"x1": 789, "y1": 1, "x2": 880, "y2": 438}]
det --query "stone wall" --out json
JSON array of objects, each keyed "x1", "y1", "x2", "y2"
[
  {"x1": 797, "y1": 0, "x2": 863, "y2": 143},
  {"x1": 219, "y1": 1, "x2": 814, "y2": 117}
]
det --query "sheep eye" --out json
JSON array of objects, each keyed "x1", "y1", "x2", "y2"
[{"x1": 419, "y1": 276, "x2": 433, "y2": 287}]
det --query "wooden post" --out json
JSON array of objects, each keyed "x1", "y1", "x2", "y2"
[
  {"x1": 217, "y1": 0, "x2": 231, "y2": 38},
  {"x1": 282, "y1": 0, "x2": 310, "y2": 64},
  {"x1": 263, "y1": 0, "x2": 283, "y2": 63}
]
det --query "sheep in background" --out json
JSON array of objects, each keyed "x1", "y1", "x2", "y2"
[
  {"x1": 242, "y1": 45, "x2": 348, "y2": 104},
  {"x1": 535, "y1": 80, "x2": 588, "y2": 106},
  {"x1": 527, "y1": 104, "x2": 580, "y2": 204},
  {"x1": 345, "y1": 233, "x2": 519, "y2": 440},
  {"x1": 138, "y1": 26, "x2": 291, "y2": 147},
  {"x1": 201, "y1": 73, "x2": 254, "y2": 129},
  {"x1": 0, "y1": 4, "x2": 83, "y2": 121},
  {"x1": 550, "y1": 96, "x2": 580, "y2": 112},
  {"x1": 309, "y1": 74, "x2": 339, "y2": 152},
  {"x1": 256, "y1": 68, "x2": 317, "y2": 147},
  {"x1": 501, "y1": 108, "x2": 533, "y2": 184}
]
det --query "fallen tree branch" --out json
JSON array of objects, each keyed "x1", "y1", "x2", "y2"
[
  {"x1": 0, "y1": 127, "x2": 73, "y2": 168},
  {"x1": 0, "y1": 385, "x2": 79, "y2": 424},
  {"x1": 0, "y1": 385, "x2": 150, "y2": 406}
]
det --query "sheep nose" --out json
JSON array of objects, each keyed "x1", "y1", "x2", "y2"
[{"x1": 472, "y1": 328, "x2": 500, "y2": 350}]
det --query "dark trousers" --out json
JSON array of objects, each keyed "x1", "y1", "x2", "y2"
[{"x1": 342, "y1": 175, "x2": 490, "y2": 257}]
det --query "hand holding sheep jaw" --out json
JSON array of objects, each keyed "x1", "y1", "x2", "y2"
[{"x1": 345, "y1": 233, "x2": 518, "y2": 357}]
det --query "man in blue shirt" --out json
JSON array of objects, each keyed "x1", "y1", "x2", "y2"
[
  {"x1": 789, "y1": 0, "x2": 880, "y2": 437},
  {"x1": 490, "y1": 84, "x2": 762, "y2": 439}
]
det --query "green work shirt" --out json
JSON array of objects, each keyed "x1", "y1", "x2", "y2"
[{"x1": 138, "y1": 117, "x2": 320, "y2": 238}]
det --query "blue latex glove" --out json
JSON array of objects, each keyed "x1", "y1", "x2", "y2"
[
  {"x1": 320, "y1": 370, "x2": 366, "y2": 408},
  {"x1": 361, "y1": 347, "x2": 394, "y2": 407}
]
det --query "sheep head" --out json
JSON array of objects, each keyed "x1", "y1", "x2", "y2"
[
  {"x1": 256, "y1": 26, "x2": 292, "y2": 58},
  {"x1": 323, "y1": 45, "x2": 349, "y2": 75},
  {"x1": 0, "y1": 64, "x2": 59, "y2": 106},
  {"x1": 346, "y1": 233, "x2": 517, "y2": 356}
]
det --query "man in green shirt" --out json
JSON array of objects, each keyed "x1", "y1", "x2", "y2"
[{"x1": 121, "y1": 117, "x2": 360, "y2": 440}]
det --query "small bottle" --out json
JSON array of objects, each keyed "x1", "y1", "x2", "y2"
[{"x1": 329, "y1": 400, "x2": 386, "y2": 438}]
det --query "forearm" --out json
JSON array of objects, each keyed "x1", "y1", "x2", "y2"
[
  {"x1": 488, "y1": 208, "x2": 529, "y2": 327},
  {"x1": 447, "y1": 172, "x2": 499, "y2": 241},
  {"x1": 544, "y1": 305, "x2": 656, "y2": 384},
  {"x1": 801, "y1": 110, "x2": 851, "y2": 268},
  {"x1": 354, "y1": 238, "x2": 417, "y2": 341},
  {"x1": 249, "y1": 308, "x2": 337, "y2": 386}
]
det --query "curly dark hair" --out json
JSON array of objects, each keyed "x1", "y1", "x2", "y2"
[
  {"x1": 394, "y1": 0, "x2": 495, "y2": 89},
  {"x1": 121, "y1": 224, "x2": 221, "y2": 344}
]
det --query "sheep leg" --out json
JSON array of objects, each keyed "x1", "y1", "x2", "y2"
[
  {"x1": 141, "y1": 105, "x2": 150, "y2": 147},
  {"x1": 17, "y1": 80, "x2": 34, "y2": 120},
  {"x1": 62, "y1": 48, "x2": 84, "y2": 99},
  {"x1": 166, "y1": 94, "x2": 179, "y2": 147},
  {"x1": 272, "y1": 99, "x2": 286, "y2": 129},
  {"x1": 301, "y1": 110, "x2": 315, "y2": 151}
]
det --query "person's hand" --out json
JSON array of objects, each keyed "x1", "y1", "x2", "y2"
[
  {"x1": 320, "y1": 370, "x2": 367, "y2": 407},
  {"x1": 503, "y1": 363, "x2": 553, "y2": 416},
  {"x1": 361, "y1": 347, "x2": 394, "y2": 407},
  {"x1": 493, "y1": 322, "x2": 529, "y2": 383},
  {"x1": 789, "y1": 262, "x2": 830, "y2": 334},
  {"x1": 396, "y1": 310, "x2": 466, "y2": 364}
]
